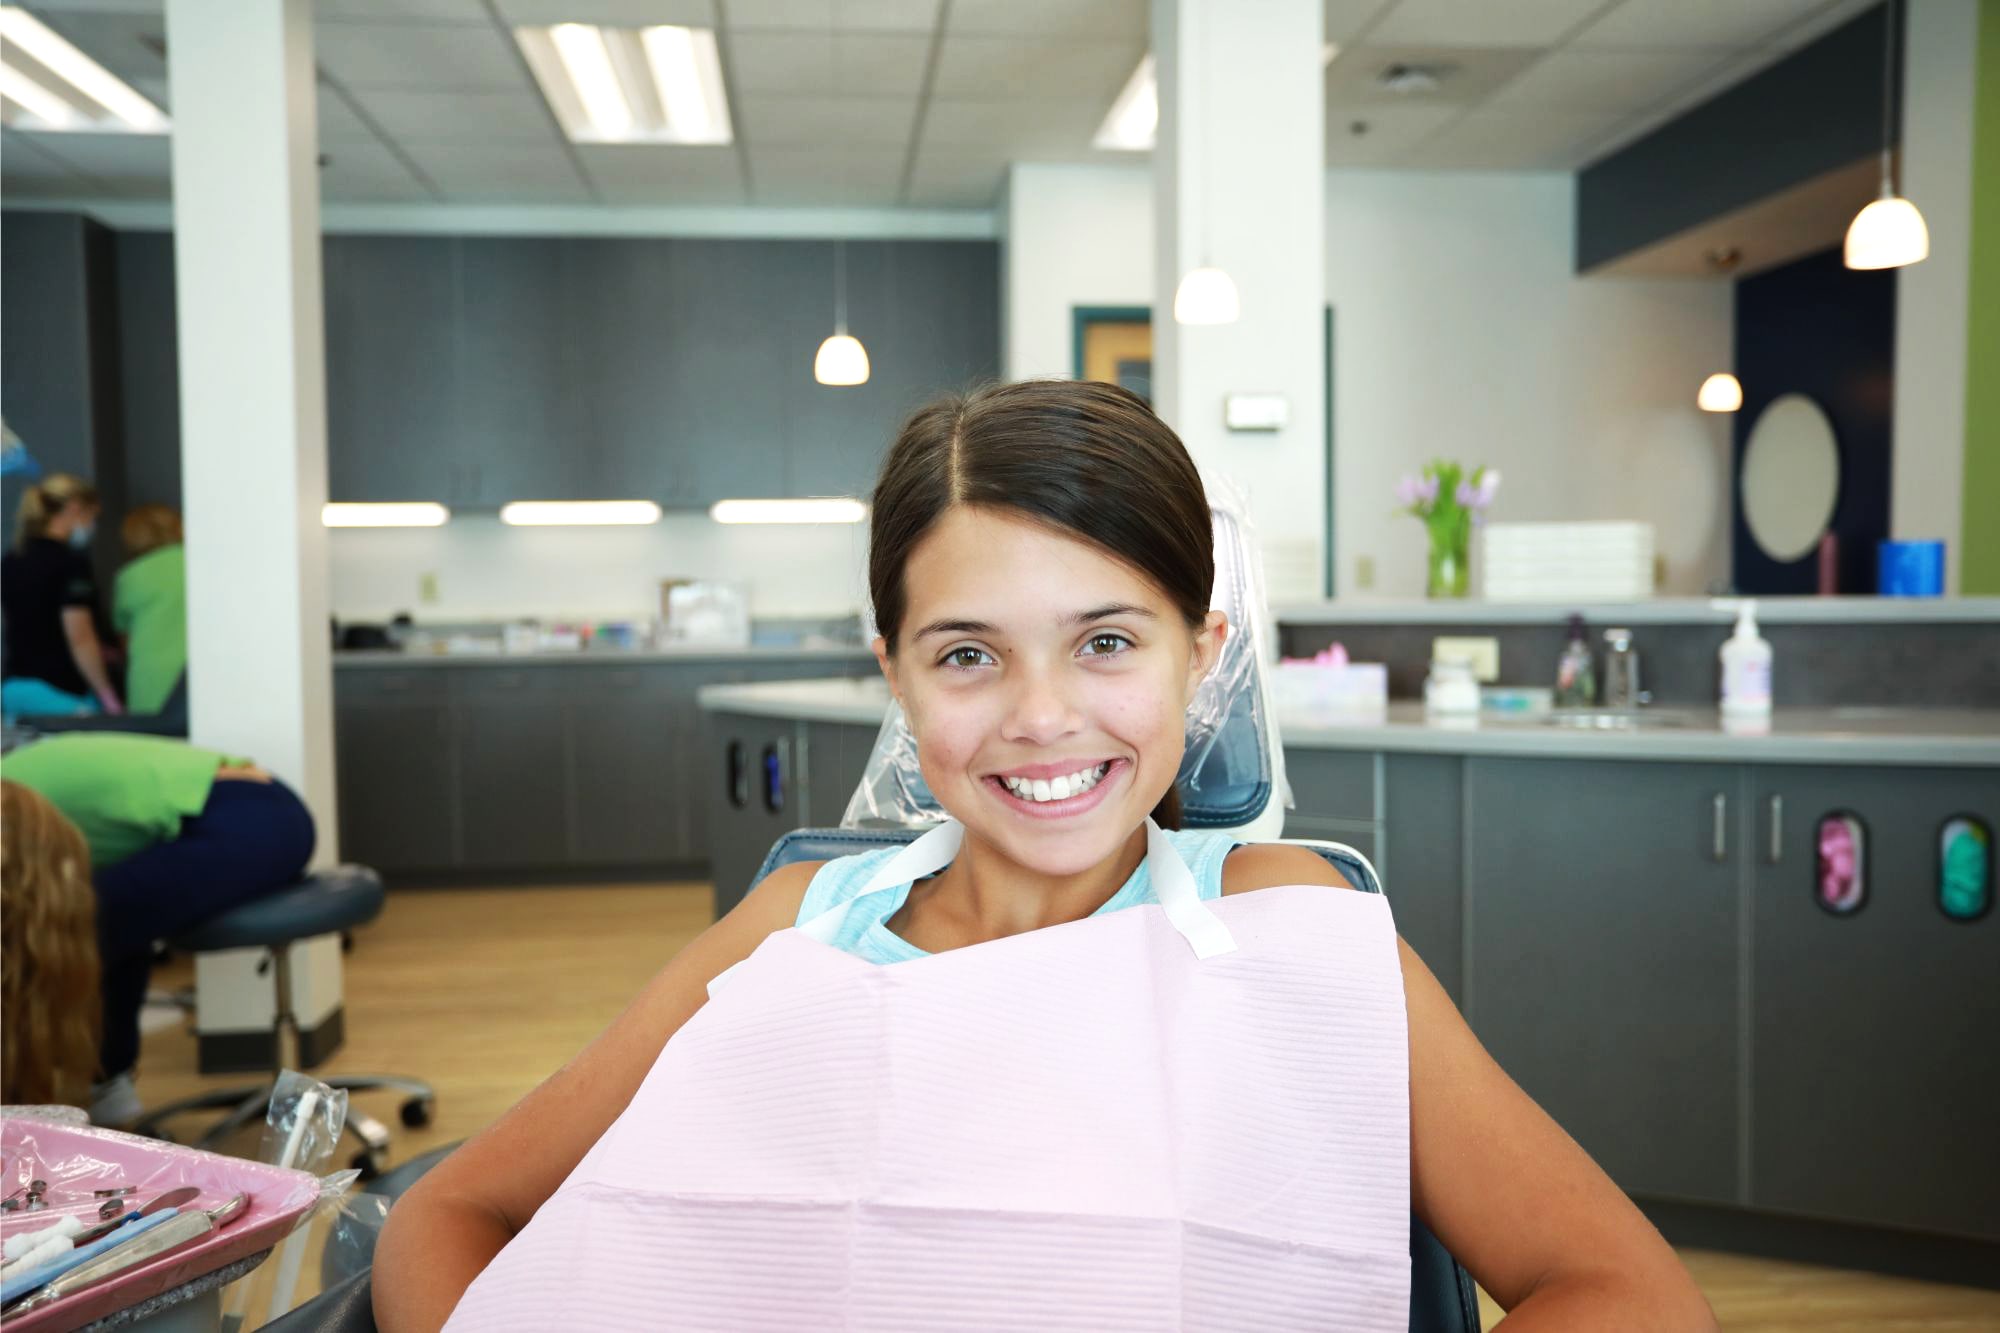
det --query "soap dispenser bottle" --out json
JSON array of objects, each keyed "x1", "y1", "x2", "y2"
[
  {"x1": 1554, "y1": 614, "x2": 1596, "y2": 707},
  {"x1": 1720, "y1": 600, "x2": 1773, "y2": 714}
]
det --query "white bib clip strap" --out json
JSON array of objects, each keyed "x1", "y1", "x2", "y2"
[
  {"x1": 1145, "y1": 817, "x2": 1238, "y2": 959},
  {"x1": 797, "y1": 820, "x2": 964, "y2": 945}
]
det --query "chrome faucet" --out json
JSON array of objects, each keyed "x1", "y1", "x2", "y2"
[{"x1": 1602, "y1": 628, "x2": 1642, "y2": 709}]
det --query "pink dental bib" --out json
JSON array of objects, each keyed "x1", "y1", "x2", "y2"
[{"x1": 448, "y1": 822, "x2": 1412, "y2": 1330}]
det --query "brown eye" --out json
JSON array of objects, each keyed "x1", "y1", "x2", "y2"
[
  {"x1": 1082, "y1": 633, "x2": 1132, "y2": 657},
  {"x1": 943, "y1": 647, "x2": 992, "y2": 670}
]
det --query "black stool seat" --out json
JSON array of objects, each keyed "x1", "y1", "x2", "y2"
[{"x1": 172, "y1": 865, "x2": 385, "y2": 953}]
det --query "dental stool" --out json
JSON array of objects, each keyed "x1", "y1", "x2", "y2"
[{"x1": 131, "y1": 865, "x2": 436, "y2": 1177}]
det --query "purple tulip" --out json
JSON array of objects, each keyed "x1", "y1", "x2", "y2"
[
  {"x1": 1454, "y1": 480, "x2": 1477, "y2": 509},
  {"x1": 1416, "y1": 475, "x2": 1439, "y2": 505},
  {"x1": 1475, "y1": 470, "x2": 1502, "y2": 507},
  {"x1": 1394, "y1": 475, "x2": 1422, "y2": 507}
]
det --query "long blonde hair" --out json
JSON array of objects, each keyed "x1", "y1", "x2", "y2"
[
  {"x1": 13, "y1": 473, "x2": 99, "y2": 552},
  {"x1": 1, "y1": 780, "x2": 102, "y2": 1105}
]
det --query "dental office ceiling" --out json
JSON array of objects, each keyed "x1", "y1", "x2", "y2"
[{"x1": 3, "y1": 0, "x2": 1882, "y2": 210}]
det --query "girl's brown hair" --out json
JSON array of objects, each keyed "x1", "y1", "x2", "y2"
[
  {"x1": 869, "y1": 380, "x2": 1213, "y2": 830},
  {"x1": 121, "y1": 504, "x2": 184, "y2": 558},
  {"x1": 12, "y1": 473, "x2": 99, "y2": 552},
  {"x1": 1, "y1": 781, "x2": 103, "y2": 1106}
]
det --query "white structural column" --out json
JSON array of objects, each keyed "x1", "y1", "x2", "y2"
[
  {"x1": 1890, "y1": 0, "x2": 1979, "y2": 593},
  {"x1": 1152, "y1": 0, "x2": 1325, "y2": 602},
  {"x1": 167, "y1": 0, "x2": 337, "y2": 853}
]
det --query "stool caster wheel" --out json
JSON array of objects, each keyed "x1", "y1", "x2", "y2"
[
  {"x1": 400, "y1": 1097, "x2": 434, "y2": 1129},
  {"x1": 352, "y1": 1147, "x2": 388, "y2": 1180}
]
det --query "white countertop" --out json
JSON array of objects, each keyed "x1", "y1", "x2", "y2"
[
  {"x1": 1275, "y1": 597, "x2": 2000, "y2": 626},
  {"x1": 336, "y1": 645, "x2": 875, "y2": 668},
  {"x1": 697, "y1": 678, "x2": 2000, "y2": 766}
]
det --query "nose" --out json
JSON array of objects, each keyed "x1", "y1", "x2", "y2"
[{"x1": 998, "y1": 661, "x2": 1083, "y2": 746}]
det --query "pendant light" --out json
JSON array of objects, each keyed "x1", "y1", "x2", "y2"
[
  {"x1": 814, "y1": 239, "x2": 870, "y2": 386},
  {"x1": 1844, "y1": 0, "x2": 1928, "y2": 270},
  {"x1": 1697, "y1": 372, "x2": 1743, "y2": 413},
  {"x1": 1172, "y1": 0, "x2": 1238, "y2": 326}
]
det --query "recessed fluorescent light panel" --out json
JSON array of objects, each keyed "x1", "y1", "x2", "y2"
[
  {"x1": 323, "y1": 503, "x2": 451, "y2": 528},
  {"x1": 0, "y1": 6, "x2": 167, "y2": 134},
  {"x1": 500, "y1": 500, "x2": 663, "y2": 526},
  {"x1": 1096, "y1": 46, "x2": 1335, "y2": 152},
  {"x1": 516, "y1": 23, "x2": 731, "y2": 145},
  {"x1": 710, "y1": 498, "x2": 869, "y2": 525}
]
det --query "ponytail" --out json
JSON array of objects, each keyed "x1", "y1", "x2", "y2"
[{"x1": 13, "y1": 474, "x2": 97, "y2": 552}]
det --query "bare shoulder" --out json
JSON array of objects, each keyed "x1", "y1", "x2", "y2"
[{"x1": 1220, "y1": 842, "x2": 1354, "y2": 896}]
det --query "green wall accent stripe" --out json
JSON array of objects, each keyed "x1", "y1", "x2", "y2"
[{"x1": 1962, "y1": 0, "x2": 2000, "y2": 593}]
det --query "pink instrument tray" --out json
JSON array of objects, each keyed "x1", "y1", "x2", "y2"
[{"x1": 1, "y1": 1115, "x2": 321, "y2": 1332}]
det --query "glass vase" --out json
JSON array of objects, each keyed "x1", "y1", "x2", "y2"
[{"x1": 1427, "y1": 531, "x2": 1470, "y2": 598}]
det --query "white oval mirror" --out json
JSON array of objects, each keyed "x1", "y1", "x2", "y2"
[{"x1": 1741, "y1": 393, "x2": 1840, "y2": 564}]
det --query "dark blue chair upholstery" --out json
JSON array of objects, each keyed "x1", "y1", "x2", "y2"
[{"x1": 171, "y1": 864, "x2": 385, "y2": 953}]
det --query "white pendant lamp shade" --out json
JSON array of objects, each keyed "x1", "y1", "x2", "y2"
[
  {"x1": 1697, "y1": 372, "x2": 1743, "y2": 413},
  {"x1": 1844, "y1": 190, "x2": 1929, "y2": 270},
  {"x1": 814, "y1": 333, "x2": 870, "y2": 386},
  {"x1": 1173, "y1": 266, "x2": 1239, "y2": 326}
]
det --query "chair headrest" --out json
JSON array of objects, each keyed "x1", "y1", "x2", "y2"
[{"x1": 843, "y1": 477, "x2": 1287, "y2": 837}]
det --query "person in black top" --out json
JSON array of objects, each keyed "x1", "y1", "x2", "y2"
[{"x1": 2, "y1": 474, "x2": 124, "y2": 719}]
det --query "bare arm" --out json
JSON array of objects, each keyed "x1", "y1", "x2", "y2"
[
  {"x1": 1225, "y1": 845, "x2": 1714, "y2": 1330},
  {"x1": 371, "y1": 862, "x2": 823, "y2": 1333},
  {"x1": 59, "y1": 607, "x2": 121, "y2": 713}
]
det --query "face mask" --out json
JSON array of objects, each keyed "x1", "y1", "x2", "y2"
[{"x1": 68, "y1": 524, "x2": 93, "y2": 549}]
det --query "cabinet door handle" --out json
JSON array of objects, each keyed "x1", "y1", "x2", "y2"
[
  {"x1": 725, "y1": 740, "x2": 748, "y2": 809},
  {"x1": 1766, "y1": 794, "x2": 1784, "y2": 864},
  {"x1": 1711, "y1": 793, "x2": 1728, "y2": 862},
  {"x1": 762, "y1": 739, "x2": 787, "y2": 814}
]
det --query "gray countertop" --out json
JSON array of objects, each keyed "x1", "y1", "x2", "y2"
[
  {"x1": 336, "y1": 645, "x2": 876, "y2": 668},
  {"x1": 1275, "y1": 596, "x2": 2000, "y2": 626},
  {"x1": 697, "y1": 678, "x2": 2000, "y2": 766}
]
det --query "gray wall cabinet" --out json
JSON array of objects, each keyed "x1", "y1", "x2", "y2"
[
  {"x1": 1747, "y1": 764, "x2": 2000, "y2": 1241},
  {"x1": 333, "y1": 658, "x2": 874, "y2": 877}
]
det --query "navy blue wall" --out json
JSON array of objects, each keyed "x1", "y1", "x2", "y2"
[{"x1": 1731, "y1": 247, "x2": 1896, "y2": 594}]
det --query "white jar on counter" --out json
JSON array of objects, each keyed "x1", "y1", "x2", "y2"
[{"x1": 1425, "y1": 658, "x2": 1481, "y2": 715}]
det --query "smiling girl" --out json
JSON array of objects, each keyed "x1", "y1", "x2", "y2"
[{"x1": 377, "y1": 381, "x2": 1714, "y2": 1331}]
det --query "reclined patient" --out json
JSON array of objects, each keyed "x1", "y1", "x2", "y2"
[{"x1": 375, "y1": 381, "x2": 1714, "y2": 1331}]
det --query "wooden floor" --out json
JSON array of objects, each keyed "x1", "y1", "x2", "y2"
[{"x1": 138, "y1": 882, "x2": 2000, "y2": 1330}]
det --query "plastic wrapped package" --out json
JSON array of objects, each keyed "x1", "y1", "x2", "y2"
[
  {"x1": 223, "y1": 1071, "x2": 365, "y2": 1329},
  {"x1": 0, "y1": 1111, "x2": 321, "y2": 1331},
  {"x1": 843, "y1": 472, "x2": 1289, "y2": 834}
]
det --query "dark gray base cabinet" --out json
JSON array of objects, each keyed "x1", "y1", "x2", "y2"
[
  {"x1": 706, "y1": 713, "x2": 881, "y2": 920},
  {"x1": 1279, "y1": 747, "x2": 1999, "y2": 1245},
  {"x1": 334, "y1": 659, "x2": 874, "y2": 877}
]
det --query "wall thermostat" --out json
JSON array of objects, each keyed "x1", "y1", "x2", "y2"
[{"x1": 1224, "y1": 394, "x2": 1289, "y2": 432}]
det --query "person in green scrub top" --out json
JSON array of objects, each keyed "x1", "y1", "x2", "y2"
[
  {"x1": 113, "y1": 505, "x2": 187, "y2": 715},
  {"x1": 1, "y1": 733, "x2": 316, "y2": 1124}
]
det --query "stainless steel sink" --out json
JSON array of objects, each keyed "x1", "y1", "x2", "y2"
[{"x1": 1541, "y1": 709, "x2": 1693, "y2": 730}]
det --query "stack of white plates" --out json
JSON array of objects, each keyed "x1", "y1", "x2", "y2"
[{"x1": 1481, "y1": 521, "x2": 1656, "y2": 602}]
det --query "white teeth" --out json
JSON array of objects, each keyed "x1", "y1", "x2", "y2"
[{"x1": 1000, "y1": 763, "x2": 1111, "y2": 803}]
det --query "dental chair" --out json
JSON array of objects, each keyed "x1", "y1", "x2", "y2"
[{"x1": 266, "y1": 487, "x2": 1479, "y2": 1333}]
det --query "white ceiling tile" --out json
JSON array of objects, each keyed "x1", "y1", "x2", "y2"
[
  {"x1": 738, "y1": 95, "x2": 915, "y2": 146},
  {"x1": 828, "y1": 33, "x2": 934, "y2": 94},
  {"x1": 38, "y1": 10, "x2": 166, "y2": 80},
  {"x1": 576, "y1": 143, "x2": 746, "y2": 202},
  {"x1": 919, "y1": 98, "x2": 1101, "y2": 153},
  {"x1": 726, "y1": 31, "x2": 930, "y2": 96},
  {"x1": 399, "y1": 140, "x2": 592, "y2": 199},
  {"x1": 491, "y1": 0, "x2": 717, "y2": 25},
  {"x1": 318, "y1": 139, "x2": 435, "y2": 201},
  {"x1": 350, "y1": 89, "x2": 561, "y2": 143},
  {"x1": 313, "y1": 21, "x2": 529, "y2": 91},
  {"x1": 948, "y1": 0, "x2": 1144, "y2": 40},
  {"x1": 1405, "y1": 108, "x2": 1626, "y2": 170},
  {"x1": 313, "y1": 0, "x2": 492, "y2": 19},
  {"x1": 1489, "y1": 48, "x2": 1733, "y2": 111},
  {"x1": 1573, "y1": 0, "x2": 1830, "y2": 50},
  {"x1": 1327, "y1": 45, "x2": 1540, "y2": 108},
  {"x1": 904, "y1": 148, "x2": 1005, "y2": 207},
  {"x1": 1368, "y1": 0, "x2": 1609, "y2": 48},
  {"x1": 727, "y1": 0, "x2": 940, "y2": 32},
  {"x1": 19, "y1": 131, "x2": 171, "y2": 185},
  {"x1": 1323, "y1": 102, "x2": 1459, "y2": 165},
  {"x1": 933, "y1": 35, "x2": 1137, "y2": 102},
  {"x1": 746, "y1": 142, "x2": 902, "y2": 203},
  {"x1": 1, "y1": 130, "x2": 95, "y2": 186},
  {"x1": 316, "y1": 86, "x2": 383, "y2": 143},
  {"x1": 1323, "y1": 0, "x2": 1395, "y2": 47}
]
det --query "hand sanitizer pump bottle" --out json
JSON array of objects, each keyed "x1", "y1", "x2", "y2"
[{"x1": 1720, "y1": 600, "x2": 1773, "y2": 715}]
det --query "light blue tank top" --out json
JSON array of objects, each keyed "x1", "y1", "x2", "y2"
[{"x1": 794, "y1": 828, "x2": 1242, "y2": 965}]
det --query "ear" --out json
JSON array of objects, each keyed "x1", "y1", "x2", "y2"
[
  {"x1": 1184, "y1": 609, "x2": 1228, "y2": 705},
  {"x1": 872, "y1": 635, "x2": 903, "y2": 707}
]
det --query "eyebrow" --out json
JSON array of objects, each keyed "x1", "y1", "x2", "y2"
[{"x1": 911, "y1": 603, "x2": 1158, "y2": 642}]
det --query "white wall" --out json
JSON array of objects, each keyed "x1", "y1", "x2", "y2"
[
  {"x1": 1890, "y1": 0, "x2": 1979, "y2": 593},
  {"x1": 1325, "y1": 170, "x2": 1734, "y2": 599},
  {"x1": 1002, "y1": 163, "x2": 1735, "y2": 600},
  {"x1": 330, "y1": 513, "x2": 868, "y2": 623}
]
